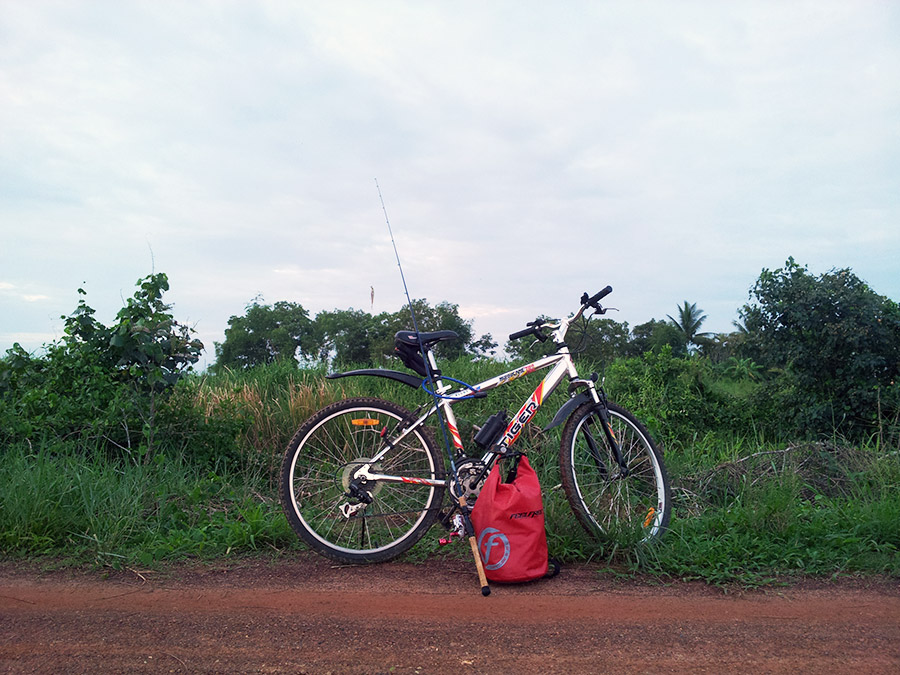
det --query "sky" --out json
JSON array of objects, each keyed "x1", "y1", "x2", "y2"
[{"x1": 2, "y1": 1, "x2": 898, "y2": 368}]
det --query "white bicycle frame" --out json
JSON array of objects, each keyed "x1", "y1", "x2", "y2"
[{"x1": 352, "y1": 304, "x2": 602, "y2": 489}]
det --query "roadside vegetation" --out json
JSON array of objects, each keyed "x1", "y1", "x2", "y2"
[{"x1": 1, "y1": 260, "x2": 898, "y2": 586}]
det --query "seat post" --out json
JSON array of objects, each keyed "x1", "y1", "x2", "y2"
[{"x1": 426, "y1": 350, "x2": 447, "y2": 391}]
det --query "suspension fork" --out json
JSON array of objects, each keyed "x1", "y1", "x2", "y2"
[{"x1": 583, "y1": 395, "x2": 629, "y2": 478}]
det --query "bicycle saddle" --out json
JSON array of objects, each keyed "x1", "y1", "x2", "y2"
[{"x1": 394, "y1": 330, "x2": 458, "y2": 348}]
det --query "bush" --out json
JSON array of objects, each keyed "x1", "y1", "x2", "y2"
[
  {"x1": 740, "y1": 259, "x2": 900, "y2": 439},
  {"x1": 603, "y1": 347, "x2": 753, "y2": 447},
  {"x1": 0, "y1": 273, "x2": 202, "y2": 461}
]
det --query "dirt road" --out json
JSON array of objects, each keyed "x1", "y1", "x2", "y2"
[{"x1": 1, "y1": 554, "x2": 898, "y2": 673}]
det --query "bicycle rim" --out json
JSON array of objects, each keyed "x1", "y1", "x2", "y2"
[
  {"x1": 283, "y1": 399, "x2": 444, "y2": 562},
  {"x1": 562, "y1": 404, "x2": 670, "y2": 543}
]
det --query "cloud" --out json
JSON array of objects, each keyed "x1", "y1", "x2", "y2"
[
  {"x1": 0, "y1": 281, "x2": 51, "y2": 304},
  {"x1": 1, "y1": 1, "x2": 898, "y2": 360}
]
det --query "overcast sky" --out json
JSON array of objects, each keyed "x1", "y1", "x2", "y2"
[{"x1": 2, "y1": 1, "x2": 898, "y2": 367}]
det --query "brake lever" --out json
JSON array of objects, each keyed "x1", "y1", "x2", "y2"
[{"x1": 525, "y1": 319, "x2": 550, "y2": 342}]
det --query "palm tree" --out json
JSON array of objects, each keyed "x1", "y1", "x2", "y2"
[{"x1": 667, "y1": 301, "x2": 710, "y2": 353}]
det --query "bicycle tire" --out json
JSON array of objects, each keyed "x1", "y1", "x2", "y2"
[
  {"x1": 279, "y1": 397, "x2": 446, "y2": 563},
  {"x1": 559, "y1": 402, "x2": 671, "y2": 544}
]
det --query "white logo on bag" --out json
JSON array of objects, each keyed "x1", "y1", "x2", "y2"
[{"x1": 477, "y1": 528, "x2": 510, "y2": 570}]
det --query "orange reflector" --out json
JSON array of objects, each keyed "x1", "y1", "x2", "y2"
[
  {"x1": 643, "y1": 507, "x2": 656, "y2": 528},
  {"x1": 351, "y1": 418, "x2": 381, "y2": 427}
]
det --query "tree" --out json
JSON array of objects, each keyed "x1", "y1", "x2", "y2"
[
  {"x1": 694, "y1": 333, "x2": 737, "y2": 364},
  {"x1": 469, "y1": 333, "x2": 498, "y2": 359},
  {"x1": 504, "y1": 315, "x2": 557, "y2": 362},
  {"x1": 0, "y1": 273, "x2": 203, "y2": 459},
  {"x1": 368, "y1": 299, "x2": 475, "y2": 363},
  {"x1": 627, "y1": 319, "x2": 688, "y2": 357},
  {"x1": 214, "y1": 301, "x2": 314, "y2": 370},
  {"x1": 667, "y1": 301, "x2": 710, "y2": 353},
  {"x1": 245, "y1": 298, "x2": 483, "y2": 367},
  {"x1": 314, "y1": 308, "x2": 374, "y2": 364},
  {"x1": 739, "y1": 258, "x2": 900, "y2": 436},
  {"x1": 573, "y1": 318, "x2": 631, "y2": 366}
]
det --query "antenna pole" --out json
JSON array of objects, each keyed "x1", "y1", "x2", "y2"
[
  {"x1": 375, "y1": 178, "x2": 490, "y2": 596},
  {"x1": 377, "y1": 179, "x2": 416, "y2": 331}
]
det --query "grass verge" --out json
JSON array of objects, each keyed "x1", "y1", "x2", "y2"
[{"x1": 1, "y1": 364, "x2": 898, "y2": 587}]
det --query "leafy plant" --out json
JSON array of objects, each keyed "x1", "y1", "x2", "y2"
[
  {"x1": 603, "y1": 347, "x2": 753, "y2": 447},
  {"x1": 739, "y1": 258, "x2": 900, "y2": 438},
  {"x1": 724, "y1": 357, "x2": 764, "y2": 382},
  {"x1": 0, "y1": 273, "x2": 202, "y2": 460}
]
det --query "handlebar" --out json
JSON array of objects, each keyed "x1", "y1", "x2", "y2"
[
  {"x1": 508, "y1": 325, "x2": 547, "y2": 342},
  {"x1": 581, "y1": 285, "x2": 612, "y2": 309},
  {"x1": 508, "y1": 287, "x2": 613, "y2": 342}
]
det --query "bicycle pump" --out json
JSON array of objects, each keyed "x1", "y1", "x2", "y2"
[{"x1": 377, "y1": 180, "x2": 491, "y2": 597}]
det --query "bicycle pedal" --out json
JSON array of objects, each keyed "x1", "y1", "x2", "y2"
[{"x1": 438, "y1": 532, "x2": 462, "y2": 546}]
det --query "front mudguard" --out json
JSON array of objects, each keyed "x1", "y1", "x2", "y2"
[
  {"x1": 543, "y1": 392, "x2": 595, "y2": 431},
  {"x1": 326, "y1": 368, "x2": 424, "y2": 389}
]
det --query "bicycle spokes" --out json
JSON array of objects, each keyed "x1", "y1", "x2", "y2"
[{"x1": 562, "y1": 405, "x2": 669, "y2": 543}]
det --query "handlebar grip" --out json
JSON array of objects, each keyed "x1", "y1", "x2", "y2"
[
  {"x1": 509, "y1": 327, "x2": 536, "y2": 341},
  {"x1": 586, "y1": 286, "x2": 613, "y2": 305}
]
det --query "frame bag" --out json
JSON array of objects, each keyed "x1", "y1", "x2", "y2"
[{"x1": 470, "y1": 456, "x2": 552, "y2": 583}]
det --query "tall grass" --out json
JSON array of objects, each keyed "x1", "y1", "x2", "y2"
[
  {"x1": 647, "y1": 439, "x2": 900, "y2": 584},
  {"x1": 187, "y1": 362, "x2": 340, "y2": 481},
  {"x1": 2, "y1": 358, "x2": 898, "y2": 584},
  {"x1": 0, "y1": 442, "x2": 297, "y2": 566}
]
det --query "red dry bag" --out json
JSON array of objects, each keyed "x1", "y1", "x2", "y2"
[{"x1": 470, "y1": 455, "x2": 549, "y2": 583}]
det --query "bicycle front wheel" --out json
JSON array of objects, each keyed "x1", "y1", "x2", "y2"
[
  {"x1": 559, "y1": 402, "x2": 670, "y2": 544},
  {"x1": 279, "y1": 397, "x2": 445, "y2": 563}
]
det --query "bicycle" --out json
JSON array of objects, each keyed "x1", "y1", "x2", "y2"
[{"x1": 279, "y1": 287, "x2": 671, "y2": 567}]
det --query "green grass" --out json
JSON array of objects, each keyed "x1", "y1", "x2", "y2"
[
  {"x1": 643, "y1": 439, "x2": 900, "y2": 585},
  {"x1": 0, "y1": 443, "x2": 299, "y2": 567},
  {"x1": 636, "y1": 491, "x2": 900, "y2": 586},
  {"x1": 2, "y1": 360, "x2": 898, "y2": 586}
]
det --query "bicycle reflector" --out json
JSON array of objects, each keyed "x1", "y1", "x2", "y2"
[{"x1": 351, "y1": 418, "x2": 381, "y2": 426}]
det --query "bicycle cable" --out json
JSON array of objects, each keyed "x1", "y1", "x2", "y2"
[
  {"x1": 421, "y1": 375, "x2": 480, "y2": 400},
  {"x1": 567, "y1": 313, "x2": 592, "y2": 354}
]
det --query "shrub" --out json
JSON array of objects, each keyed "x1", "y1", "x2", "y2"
[
  {"x1": 603, "y1": 347, "x2": 752, "y2": 447},
  {"x1": 0, "y1": 273, "x2": 202, "y2": 461},
  {"x1": 740, "y1": 259, "x2": 900, "y2": 439}
]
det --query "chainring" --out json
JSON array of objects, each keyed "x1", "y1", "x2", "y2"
[{"x1": 454, "y1": 458, "x2": 488, "y2": 511}]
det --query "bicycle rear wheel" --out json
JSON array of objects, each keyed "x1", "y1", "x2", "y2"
[
  {"x1": 279, "y1": 397, "x2": 445, "y2": 563},
  {"x1": 559, "y1": 402, "x2": 670, "y2": 544}
]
